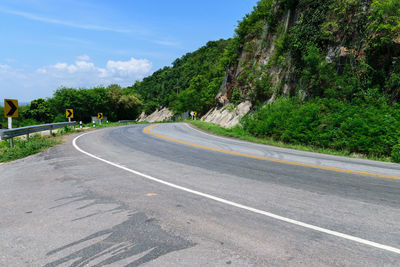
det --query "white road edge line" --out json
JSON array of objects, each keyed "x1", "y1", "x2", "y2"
[{"x1": 73, "y1": 131, "x2": 400, "y2": 255}]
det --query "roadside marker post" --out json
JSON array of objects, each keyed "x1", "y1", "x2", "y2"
[
  {"x1": 4, "y1": 99, "x2": 18, "y2": 118},
  {"x1": 66, "y1": 109, "x2": 73, "y2": 123},
  {"x1": 190, "y1": 111, "x2": 197, "y2": 120},
  {"x1": 80, "y1": 121, "x2": 82, "y2": 129},
  {"x1": 4, "y1": 99, "x2": 18, "y2": 148},
  {"x1": 98, "y1": 113, "x2": 103, "y2": 125}
]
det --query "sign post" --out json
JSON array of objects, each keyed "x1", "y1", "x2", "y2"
[
  {"x1": 8, "y1": 117, "x2": 13, "y2": 147},
  {"x1": 4, "y1": 99, "x2": 18, "y2": 147}
]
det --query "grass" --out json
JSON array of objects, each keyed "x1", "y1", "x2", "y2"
[
  {"x1": 188, "y1": 120, "x2": 392, "y2": 162},
  {"x1": 0, "y1": 134, "x2": 62, "y2": 162},
  {"x1": 0, "y1": 121, "x2": 141, "y2": 163},
  {"x1": 0, "y1": 125, "x2": 90, "y2": 162}
]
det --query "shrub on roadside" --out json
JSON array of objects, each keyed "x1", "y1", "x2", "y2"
[
  {"x1": 391, "y1": 144, "x2": 400, "y2": 163},
  {"x1": 241, "y1": 97, "x2": 400, "y2": 158}
]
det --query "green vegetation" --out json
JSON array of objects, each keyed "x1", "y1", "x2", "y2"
[
  {"x1": 208, "y1": 0, "x2": 400, "y2": 162},
  {"x1": 0, "y1": 133, "x2": 62, "y2": 162},
  {"x1": 189, "y1": 120, "x2": 389, "y2": 161},
  {"x1": 0, "y1": 104, "x2": 41, "y2": 129},
  {"x1": 128, "y1": 39, "x2": 231, "y2": 116},
  {"x1": 242, "y1": 97, "x2": 400, "y2": 160},
  {"x1": 48, "y1": 84, "x2": 142, "y2": 123}
]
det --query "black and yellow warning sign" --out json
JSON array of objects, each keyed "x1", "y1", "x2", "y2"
[
  {"x1": 193, "y1": 111, "x2": 197, "y2": 117},
  {"x1": 98, "y1": 113, "x2": 103, "y2": 120},
  {"x1": 66, "y1": 109, "x2": 74, "y2": 119},
  {"x1": 4, "y1": 99, "x2": 18, "y2": 118}
]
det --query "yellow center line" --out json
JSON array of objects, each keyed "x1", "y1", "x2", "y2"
[{"x1": 144, "y1": 124, "x2": 400, "y2": 181}]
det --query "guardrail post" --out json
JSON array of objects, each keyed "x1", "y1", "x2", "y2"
[
  {"x1": 50, "y1": 125, "x2": 53, "y2": 135},
  {"x1": 26, "y1": 133, "x2": 29, "y2": 140}
]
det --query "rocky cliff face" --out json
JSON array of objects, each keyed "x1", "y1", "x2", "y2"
[
  {"x1": 137, "y1": 107, "x2": 173, "y2": 123},
  {"x1": 201, "y1": 101, "x2": 252, "y2": 128},
  {"x1": 216, "y1": 0, "x2": 400, "y2": 106}
]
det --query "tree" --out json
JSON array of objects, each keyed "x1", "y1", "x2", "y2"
[
  {"x1": 300, "y1": 43, "x2": 335, "y2": 97},
  {"x1": 107, "y1": 84, "x2": 142, "y2": 120},
  {"x1": 24, "y1": 98, "x2": 52, "y2": 123}
]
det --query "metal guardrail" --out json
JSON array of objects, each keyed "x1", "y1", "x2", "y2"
[
  {"x1": 0, "y1": 121, "x2": 76, "y2": 140},
  {"x1": 118, "y1": 120, "x2": 136, "y2": 123}
]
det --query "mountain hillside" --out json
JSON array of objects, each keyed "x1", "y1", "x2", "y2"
[
  {"x1": 219, "y1": 0, "x2": 399, "y2": 105},
  {"x1": 221, "y1": 0, "x2": 400, "y2": 160}
]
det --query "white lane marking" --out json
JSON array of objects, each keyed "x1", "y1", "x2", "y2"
[
  {"x1": 184, "y1": 123, "x2": 254, "y2": 145},
  {"x1": 73, "y1": 131, "x2": 400, "y2": 255}
]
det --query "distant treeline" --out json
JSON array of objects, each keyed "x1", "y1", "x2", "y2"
[{"x1": 1, "y1": 84, "x2": 142, "y2": 127}]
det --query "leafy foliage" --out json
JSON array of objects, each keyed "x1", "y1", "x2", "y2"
[
  {"x1": 242, "y1": 97, "x2": 400, "y2": 158},
  {"x1": 235, "y1": 0, "x2": 275, "y2": 43},
  {"x1": 24, "y1": 98, "x2": 53, "y2": 123},
  {"x1": 128, "y1": 39, "x2": 230, "y2": 116},
  {"x1": 46, "y1": 84, "x2": 142, "y2": 123},
  {"x1": 299, "y1": 43, "x2": 335, "y2": 97}
]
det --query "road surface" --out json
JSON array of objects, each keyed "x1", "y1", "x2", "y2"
[{"x1": 1, "y1": 123, "x2": 399, "y2": 266}]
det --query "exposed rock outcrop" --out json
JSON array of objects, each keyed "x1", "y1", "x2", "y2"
[
  {"x1": 202, "y1": 101, "x2": 251, "y2": 128},
  {"x1": 137, "y1": 107, "x2": 173, "y2": 122}
]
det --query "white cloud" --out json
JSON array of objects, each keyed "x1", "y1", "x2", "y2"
[
  {"x1": 39, "y1": 57, "x2": 152, "y2": 81},
  {"x1": 106, "y1": 58, "x2": 153, "y2": 76},
  {"x1": 0, "y1": 57, "x2": 153, "y2": 101},
  {"x1": 76, "y1": 54, "x2": 91, "y2": 61},
  {"x1": 0, "y1": 7, "x2": 130, "y2": 33},
  {"x1": 154, "y1": 40, "x2": 181, "y2": 48},
  {"x1": 4, "y1": 58, "x2": 16, "y2": 63},
  {"x1": 0, "y1": 64, "x2": 10, "y2": 70}
]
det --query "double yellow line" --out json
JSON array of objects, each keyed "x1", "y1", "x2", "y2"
[{"x1": 144, "y1": 124, "x2": 400, "y2": 181}]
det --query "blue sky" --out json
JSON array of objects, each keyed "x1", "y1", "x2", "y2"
[{"x1": 0, "y1": 0, "x2": 259, "y2": 102}]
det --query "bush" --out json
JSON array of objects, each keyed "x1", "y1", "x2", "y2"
[
  {"x1": 391, "y1": 144, "x2": 400, "y2": 162},
  {"x1": 242, "y1": 97, "x2": 400, "y2": 158}
]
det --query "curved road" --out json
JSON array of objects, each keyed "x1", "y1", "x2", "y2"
[{"x1": 1, "y1": 123, "x2": 400, "y2": 266}]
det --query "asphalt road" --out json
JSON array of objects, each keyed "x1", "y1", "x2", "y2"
[{"x1": 1, "y1": 123, "x2": 399, "y2": 266}]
